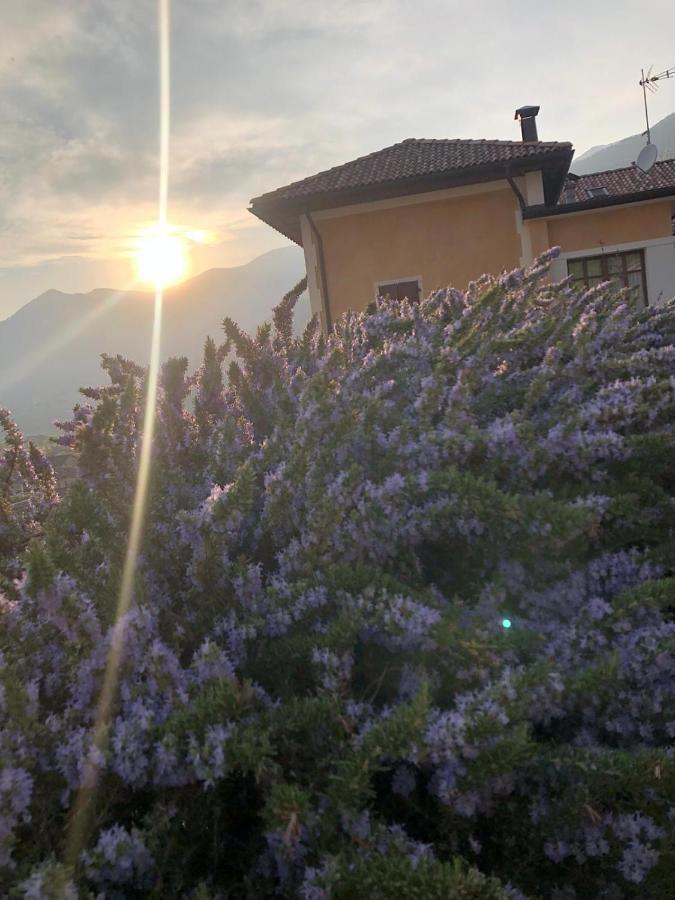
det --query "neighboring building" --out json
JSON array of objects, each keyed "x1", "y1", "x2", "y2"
[{"x1": 249, "y1": 107, "x2": 675, "y2": 331}]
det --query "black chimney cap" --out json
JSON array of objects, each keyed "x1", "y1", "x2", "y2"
[{"x1": 514, "y1": 105, "x2": 540, "y2": 121}]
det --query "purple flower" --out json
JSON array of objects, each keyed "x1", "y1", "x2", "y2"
[
  {"x1": 391, "y1": 765, "x2": 416, "y2": 797},
  {"x1": 618, "y1": 841, "x2": 660, "y2": 884},
  {"x1": 82, "y1": 824, "x2": 153, "y2": 887},
  {"x1": 544, "y1": 839, "x2": 571, "y2": 863}
]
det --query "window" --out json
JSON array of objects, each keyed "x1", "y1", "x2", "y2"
[
  {"x1": 376, "y1": 278, "x2": 421, "y2": 302},
  {"x1": 567, "y1": 250, "x2": 647, "y2": 306},
  {"x1": 586, "y1": 186, "x2": 609, "y2": 198}
]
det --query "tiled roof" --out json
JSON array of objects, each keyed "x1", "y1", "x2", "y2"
[
  {"x1": 559, "y1": 158, "x2": 675, "y2": 205},
  {"x1": 252, "y1": 138, "x2": 572, "y2": 204}
]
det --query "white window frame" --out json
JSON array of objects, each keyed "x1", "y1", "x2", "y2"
[
  {"x1": 374, "y1": 275, "x2": 423, "y2": 302},
  {"x1": 550, "y1": 236, "x2": 675, "y2": 306}
]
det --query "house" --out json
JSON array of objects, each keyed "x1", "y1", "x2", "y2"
[{"x1": 249, "y1": 106, "x2": 675, "y2": 330}]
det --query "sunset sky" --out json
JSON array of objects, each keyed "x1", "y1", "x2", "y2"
[{"x1": 2, "y1": 0, "x2": 674, "y2": 318}]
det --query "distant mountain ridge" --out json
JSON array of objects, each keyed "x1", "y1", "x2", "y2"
[
  {"x1": 571, "y1": 112, "x2": 675, "y2": 175},
  {"x1": 0, "y1": 246, "x2": 306, "y2": 434}
]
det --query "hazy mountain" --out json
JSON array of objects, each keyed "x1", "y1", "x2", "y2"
[
  {"x1": 571, "y1": 112, "x2": 675, "y2": 175},
  {"x1": 0, "y1": 246, "x2": 306, "y2": 435}
]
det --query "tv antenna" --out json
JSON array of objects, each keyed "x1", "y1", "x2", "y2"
[{"x1": 636, "y1": 65, "x2": 674, "y2": 172}]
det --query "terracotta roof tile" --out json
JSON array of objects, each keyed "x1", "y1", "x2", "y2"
[
  {"x1": 559, "y1": 159, "x2": 675, "y2": 204},
  {"x1": 251, "y1": 138, "x2": 572, "y2": 204}
]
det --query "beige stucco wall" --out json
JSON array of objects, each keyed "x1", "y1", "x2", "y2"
[
  {"x1": 314, "y1": 183, "x2": 523, "y2": 318},
  {"x1": 546, "y1": 201, "x2": 672, "y2": 252},
  {"x1": 306, "y1": 186, "x2": 674, "y2": 323},
  {"x1": 545, "y1": 199, "x2": 675, "y2": 306},
  {"x1": 524, "y1": 219, "x2": 551, "y2": 259}
]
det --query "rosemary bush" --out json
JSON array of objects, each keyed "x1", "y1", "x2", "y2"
[{"x1": 1, "y1": 253, "x2": 673, "y2": 898}]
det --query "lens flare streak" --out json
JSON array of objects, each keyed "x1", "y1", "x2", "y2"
[{"x1": 65, "y1": 0, "x2": 171, "y2": 866}]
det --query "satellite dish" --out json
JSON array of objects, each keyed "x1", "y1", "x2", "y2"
[{"x1": 636, "y1": 142, "x2": 658, "y2": 173}]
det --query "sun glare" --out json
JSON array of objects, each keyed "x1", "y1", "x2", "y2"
[{"x1": 134, "y1": 230, "x2": 188, "y2": 287}]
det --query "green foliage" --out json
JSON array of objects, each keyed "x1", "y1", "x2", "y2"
[{"x1": 318, "y1": 854, "x2": 513, "y2": 899}]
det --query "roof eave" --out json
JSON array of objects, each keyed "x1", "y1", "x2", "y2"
[
  {"x1": 250, "y1": 148, "x2": 574, "y2": 244},
  {"x1": 247, "y1": 204, "x2": 302, "y2": 245},
  {"x1": 541, "y1": 151, "x2": 575, "y2": 205},
  {"x1": 523, "y1": 185, "x2": 675, "y2": 219}
]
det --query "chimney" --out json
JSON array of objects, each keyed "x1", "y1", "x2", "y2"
[{"x1": 514, "y1": 105, "x2": 540, "y2": 142}]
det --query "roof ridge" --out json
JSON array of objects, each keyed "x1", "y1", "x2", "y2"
[{"x1": 403, "y1": 137, "x2": 569, "y2": 147}]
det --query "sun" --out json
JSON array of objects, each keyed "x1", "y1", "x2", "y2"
[{"x1": 134, "y1": 230, "x2": 189, "y2": 288}]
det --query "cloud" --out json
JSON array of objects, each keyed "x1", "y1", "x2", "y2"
[
  {"x1": 1, "y1": 0, "x2": 675, "y2": 315},
  {"x1": 48, "y1": 135, "x2": 152, "y2": 201},
  {"x1": 0, "y1": 3, "x2": 78, "y2": 77}
]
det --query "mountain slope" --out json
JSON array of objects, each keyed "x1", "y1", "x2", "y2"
[
  {"x1": 0, "y1": 246, "x2": 306, "y2": 434},
  {"x1": 571, "y1": 112, "x2": 675, "y2": 175}
]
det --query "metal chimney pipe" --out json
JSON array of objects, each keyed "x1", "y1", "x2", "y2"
[{"x1": 514, "y1": 105, "x2": 540, "y2": 142}]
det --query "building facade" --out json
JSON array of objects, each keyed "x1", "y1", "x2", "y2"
[{"x1": 250, "y1": 108, "x2": 675, "y2": 330}]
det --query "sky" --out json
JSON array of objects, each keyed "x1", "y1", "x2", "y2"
[{"x1": 1, "y1": 0, "x2": 674, "y2": 318}]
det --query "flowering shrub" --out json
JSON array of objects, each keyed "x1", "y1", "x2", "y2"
[
  {"x1": 1, "y1": 254, "x2": 674, "y2": 897},
  {"x1": 0, "y1": 411, "x2": 58, "y2": 596}
]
